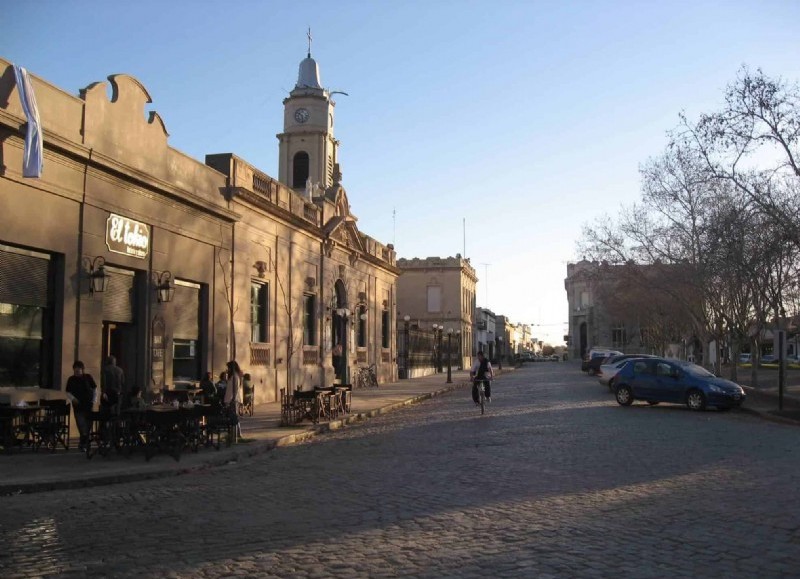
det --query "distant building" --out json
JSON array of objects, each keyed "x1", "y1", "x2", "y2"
[{"x1": 396, "y1": 255, "x2": 477, "y2": 369}]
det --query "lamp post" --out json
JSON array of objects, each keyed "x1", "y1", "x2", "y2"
[
  {"x1": 497, "y1": 336, "x2": 503, "y2": 370},
  {"x1": 431, "y1": 324, "x2": 439, "y2": 374},
  {"x1": 403, "y1": 315, "x2": 411, "y2": 379},
  {"x1": 437, "y1": 326, "x2": 444, "y2": 373},
  {"x1": 456, "y1": 330, "x2": 462, "y2": 370},
  {"x1": 446, "y1": 328, "x2": 453, "y2": 383}
]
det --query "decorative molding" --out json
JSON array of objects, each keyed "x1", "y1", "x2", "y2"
[
  {"x1": 250, "y1": 344, "x2": 270, "y2": 366},
  {"x1": 253, "y1": 260, "x2": 268, "y2": 278}
]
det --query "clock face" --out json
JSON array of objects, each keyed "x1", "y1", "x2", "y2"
[{"x1": 294, "y1": 108, "x2": 310, "y2": 124}]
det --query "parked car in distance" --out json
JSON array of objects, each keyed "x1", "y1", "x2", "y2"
[
  {"x1": 614, "y1": 358, "x2": 746, "y2": 411},
  {"x1": 738, "y1": 353, "x2": 752, "y2": 364},
  {"x1": 761, "y1": 354, "x2": 778, "y2": 364},
  {"x1": 597, "y1": 354, "x2": 657, "y2": 390},
  {"x1": 585, "y1": 350, "x2": 623, "y2": 375}
]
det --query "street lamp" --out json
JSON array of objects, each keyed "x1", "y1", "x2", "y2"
[
  {"x1": 84, "y1": 256, "x2": 109, "y2": 295},
  {"x1": 456, "y1": 330, "x2": 462, "y2": 370},
  {"x1": 497, "y1": 336, "x2": 503, "y2": 370},
  {"x1": 446, "y1": 328, "x2": 453, "y2": 383},
  {"x1": 152, "y1": 270, "x2": 175, "y2": 303},
  {"x1": 403, "y1": 314, "x2": 411, "y2": 379},
  {"x1": 432, "y1": 324, "x2": 444, "y2": 373}
]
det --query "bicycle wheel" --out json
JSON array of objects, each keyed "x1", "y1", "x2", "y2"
[{"x1": 479, "y1": 385, "x2": 485, "y2": 415}]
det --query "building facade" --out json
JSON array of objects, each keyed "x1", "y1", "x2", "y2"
[
  {"x1": 396, "y1": 255, "x2": 477, "y2": 370},
  {"x1": 0, "y1": 51, "x2": 398, "y2": 402}
]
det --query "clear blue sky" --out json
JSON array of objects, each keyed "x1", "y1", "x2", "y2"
[{"x1": 3, "y1": 0, "x2": 799, "y2": 344}]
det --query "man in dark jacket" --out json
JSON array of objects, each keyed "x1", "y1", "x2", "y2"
[
  {"x1": 470, "y1": 351, "x2": 494, "y2": 404},
  {"x1": 65, "y1": 360, "x2": 97, "y2": 450},
  {"x1": 102, "y1": 355, "x2": 126, "y2": 414}
]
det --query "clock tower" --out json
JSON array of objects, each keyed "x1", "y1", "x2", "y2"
[{"x1": 277, "y1": 39, "x2": 339, "y2": 193}]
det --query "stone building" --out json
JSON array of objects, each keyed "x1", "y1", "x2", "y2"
[
  {"x1": 0, "y1": 50, "x2": 397, "y2": 403},
  {"x1": 474, "y1": 307, "x2": 496, "y2": 360},
  {"x1": 396, "y1": 255, "x2": 477, "y2": 370}
]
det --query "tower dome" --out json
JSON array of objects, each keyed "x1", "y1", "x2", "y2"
[{"x1": 296, "y1": 56, "x2": 322, "y2": 90}]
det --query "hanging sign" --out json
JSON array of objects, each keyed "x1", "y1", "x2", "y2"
[{"x1": 106, "y1": 213, "x2": 150, "y2": 259}]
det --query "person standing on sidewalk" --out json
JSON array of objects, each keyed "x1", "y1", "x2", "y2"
[
  {"x1": 224, "y1": 360, "x2": 243, "y2": 441},
  {"x1": 470, "y1": 351, "x2": 494, "y2": 404},
  {"x1": 102, "y1": 355, "x2": 126, "y2": 414},
  {"x1": 65, "y1": 360, "x2": 97, "y2": 451}
]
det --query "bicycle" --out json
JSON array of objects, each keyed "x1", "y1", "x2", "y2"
[
  {"x1": 356, "y1": 364, "x2": 379, "y2": 389},
  {"x1": 472, "y1": 378, "x2": 491, "y2": 415}
]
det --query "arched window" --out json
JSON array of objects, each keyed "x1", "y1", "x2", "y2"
[{"x1": 292, "y1": 151, "x2": 309, "y2": 188}]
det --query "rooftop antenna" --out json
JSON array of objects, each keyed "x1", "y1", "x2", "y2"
[{"x1": 307, "y1": 27, "x2": 312, "y2": 57}]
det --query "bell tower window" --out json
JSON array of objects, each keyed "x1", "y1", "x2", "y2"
[{"x1": 292, "y1": 151, "x2": 310, "y2": 188}]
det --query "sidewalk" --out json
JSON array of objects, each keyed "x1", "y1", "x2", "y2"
[{"x1": 0, "y1": 370, "x2": 474, "y2": 496}]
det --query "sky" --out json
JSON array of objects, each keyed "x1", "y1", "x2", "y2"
[{"x1": 3, "y1": 0, "x2": 799, "y2": 345}]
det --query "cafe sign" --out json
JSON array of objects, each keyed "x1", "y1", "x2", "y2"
[{"x1": 106, "y1": 214, "x2": 150, "y2": 259}]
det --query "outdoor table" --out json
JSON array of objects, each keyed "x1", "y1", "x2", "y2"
[
  {"x1": 144, "y1": 406, "x2": 184, "y2": 462},
  {"x1": 293, "y1": 390, "x2": 323, "y2": 424}
]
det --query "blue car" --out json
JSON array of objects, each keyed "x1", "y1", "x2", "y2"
[{"x1": 614, "y1": 358, "x2": 746, "y2": 411}]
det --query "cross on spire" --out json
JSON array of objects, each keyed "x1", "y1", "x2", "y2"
[{"x1": 307, "y1": 27, "x2": 312, "y2": 57}]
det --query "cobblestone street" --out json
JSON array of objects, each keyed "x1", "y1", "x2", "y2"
[{"x1": 2, "y1": 363, "x2": 800, "y2": 578}]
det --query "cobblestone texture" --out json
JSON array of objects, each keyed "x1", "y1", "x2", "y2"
[{"x1": 1, "y1": 363, "x2": 799, "y2": 578}]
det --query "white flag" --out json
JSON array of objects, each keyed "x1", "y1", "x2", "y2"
[{"x1": 13, "y1": 65, "x2": 43, "y2": 178}]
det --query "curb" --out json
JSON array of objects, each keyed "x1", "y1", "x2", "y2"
[{"x1": 0, "y1": 381, "x2": 471, "y2": 497}]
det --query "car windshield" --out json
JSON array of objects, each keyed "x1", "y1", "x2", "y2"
[{"x1": 680, "y1": 363, "x2": 715, "y2": 378}]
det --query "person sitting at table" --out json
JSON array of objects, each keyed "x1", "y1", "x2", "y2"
[
  {"x1": 65, "y1": 360, "x2": 97, "y2": 451},
  {"x1": 200, "y1": 371, "x2": 216, "y2": 403},
  {"x1": 216, "y1": 371, "x2": 228, "y2": 398},
  {"x1": 242, "y1": 373, "x2": 253, "y2": 404},
  {"x1": 128, "y1": 386, "x2": 147, "y2": 410}
]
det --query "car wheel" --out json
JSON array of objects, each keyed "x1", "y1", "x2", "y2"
[
  {"x1": 686, "y1": 389, "x2": 706, "y2": 411},
  {"x1": 647, "y1": 401, "x2": 660, "y2": 406},
  {"x1": 615, "y1": 385, "x2": 633, "y2": 406}
]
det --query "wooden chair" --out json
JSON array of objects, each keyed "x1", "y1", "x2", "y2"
[
  {"x1": 314, "y1": 387, "x2": 337, "y2": 420},
  {"x1": 280, "y1": 388, "x2": 297, "y2": 426},
  {"x1": 239, "y1": 383, "x2": 255, "y2": 417},
  {"x1": 336, "y1": 385, "x2": 352, "y2": 414}
]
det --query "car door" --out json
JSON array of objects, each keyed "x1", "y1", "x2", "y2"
[
  {"x1": 629, "y1": 360, "x2": 658, "y2": 398},
  {"x1": 654, "y1": 361, "x2": 682, "y2": 402}
]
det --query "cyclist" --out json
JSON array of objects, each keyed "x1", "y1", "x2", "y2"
[{"x1": 470, "y1": 351, "x2": 494, "y2": 405}]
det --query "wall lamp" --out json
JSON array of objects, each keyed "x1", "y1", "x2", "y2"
[
  {"x1": 85, "y1": 256, "x2": 109, "y2": 295},
  {"x1": 153, "y1": 270, "x2": 175, "y2": 303}
]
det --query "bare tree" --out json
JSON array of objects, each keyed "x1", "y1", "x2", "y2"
[{"x1": 216, "y1": 246, "x2": 238, "y2": 361}]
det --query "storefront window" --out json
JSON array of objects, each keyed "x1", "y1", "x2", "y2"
[
  {"x1": 172, "y1": 280, "x2": 202, "y2": 382},
  {"x1": 251, "y1": 281, "x2": 269, "y2": 343},
  {"x1": 0, "y1": 245, "x2": 53, "y2": 388},
  {"x1": 172, "y1": 338, "x2": 198, "y2": 384},
  {"x1": 0, "y1": 304, "x2": 45, "y2": 386},
  {"x1": 381, "y1": 308, "x2": 390, "y2": 348},
  {"x1": 356, "y1": 305, "x2": 366, "y2": 348},
  {"x1": 303, "y1": 294, "x2": 316, "y2": 346}
]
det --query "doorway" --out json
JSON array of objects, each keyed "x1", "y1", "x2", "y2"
[
  {"x1": 331, "y1": 280, "x2": 348, "y2": 383},
  {"x1": 102, "y1": 321, "x2": 137, "y2": 389}
]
